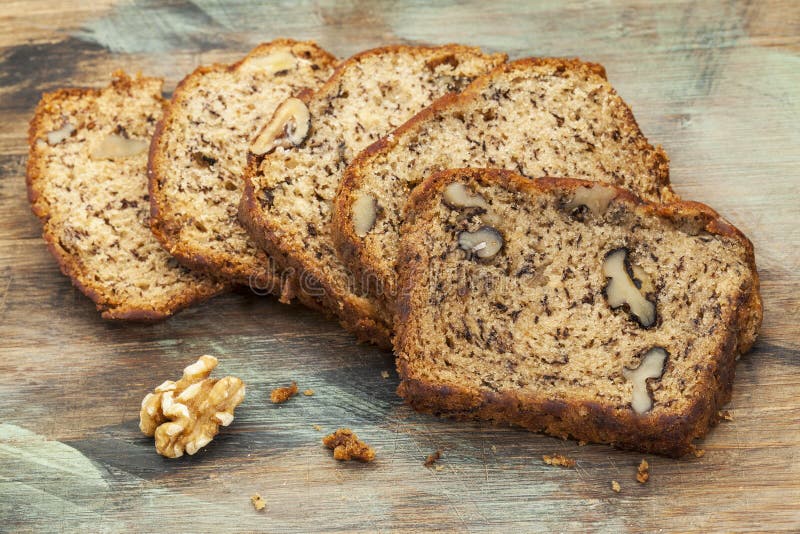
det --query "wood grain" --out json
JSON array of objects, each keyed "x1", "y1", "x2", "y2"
[{"x1": 1, "y1": 0, "x2": 798, "y2": 532}]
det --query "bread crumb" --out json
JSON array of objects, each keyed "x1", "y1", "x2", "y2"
[
  {"x1": 491, "y1": 445, "x2": 497, "y2": 453},
  {"x1": 692, "y1": 447, "x2": 706, "y2": 458},
  {"x1": 323, "y1": 428, "x2": 375, "y2": 462},
  {"x1": 542, "y1": 453, "x2": 576, "y2": 468},
  {"x1": 251, "y1": 493, "x2": 266, "y2": 511},
  {"x1": 424, "y1": 449, "x2": 442, "y2": 467},
  {"x1": 434, "y1": 464, "x2": 444, "y2": 471},
  {"x1": 611, "y1": 480, "x2": 621, "y2": 493},
  {"x1": 719, "y1": 410, "x2": 733, "y2": 421},
  {"x1": 381, "y1": 370, "x2": 390, "y2": 379},
  {"x1": 578, "y1": 440, "x2": 588, "y2": 446},
  {"x1": 312, "y1": 424, "x2": 322, "y2": 431},
  {"x1": 636, "y1": 459, "x2": 649, "y2": 483},
  {"x1": 303, "y1": 389, "x2": 315, "y2": 396},
  {"x1": 270, "y1": 382, "x2": 298, "y2": 403}
]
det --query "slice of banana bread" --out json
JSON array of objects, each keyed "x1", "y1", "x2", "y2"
[
  {"x1": 334, "y1": 57, "x2": 675, "y2": 322},
  {"x1": 394, "y1": 168, "x2": 761, "y2": 457},
  {"x1": 149, "y1": 40, "x2": 336, "y2": 299},
  {"x1": 27, "y1": 72, "x2": 227, "y2": 320},
  {"x1": 240, "y1": 45, "x2": 506, "y2": 347}
]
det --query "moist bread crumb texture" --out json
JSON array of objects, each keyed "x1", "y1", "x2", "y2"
[
  {"x1": 394, "y1": 169, "x2": 761, "y2": 457},
  {"x1": 27, "y1": 72, "x2": 227, "y2": 320},
  {"x1": 240, "y1": 45, "x2": 506, "y2": 347},
  {"x1": 335, "y1": 57, "x2": 675, "y2": 319},
  {"x1": 149, "y1": 40, "x2": 337, "y2": 291}
]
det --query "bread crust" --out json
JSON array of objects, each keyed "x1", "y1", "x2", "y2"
[
  {"x1": 148, "y1": 40, "x2": 337, "y2": 309},
  {"x1": 240, "y1": 44, "x2": 506, "y2": 347},
  {"x1": 27, "y1": 72, "x2": 228, "y2": 321},
  {"x1": 333, "y1": 57, "x2": 675, "y2": 328},
  {"x1": 394, "y1": 168, "x2": 761, "y2": 457},
  {"x1": 239, "y1": 153, "x2": 394, "y2": 348}
]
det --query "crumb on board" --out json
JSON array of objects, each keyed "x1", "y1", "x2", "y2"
[
  {"x1": 719, "y1": 409, "x2": 733, "y2": 422},
  {"x1": 323, "y1": 428, "x2": 375, "y2": 462},
  {"x1": 424, "y1": 449, "x2": 442, "y2": 468},
  {"x1": 303, "y1": 389, "x2": 315, "y2": 396},
  {"x1": 381, "y1": 370, "x2": 390, "y2": 379},
  {"x1": 434, "y1": 464, "x2": 444, "y2": 472},
  {"x1": 251, "y1": 493, "x2": 266, "y2": 511},
  {"x1": 578, "y1": 440, "x2": 588, "y2": 446},
  {"x1": 611, "y1": 480, "x2": 621, "y2": 493},
  {"x1": 491, "y1": 445, "x2": 497, "y2": 453},
  {"x1": 542, "y1": 453, "x2": 576, "y2": 468},
  {"x1": 636, "y1": 459, "x2": 650, "y2": 483},
  {"x1": 312, "y1": 424, "x2": 322, "y2": 431},
  {"x1": 692, "y1": 447, "x2": 706, "y2": 458},
  {"x1": 270, "y1": 382, "x2": 298, "y2": 404}
]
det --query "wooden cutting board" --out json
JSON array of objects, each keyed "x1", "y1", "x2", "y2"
[{"x1": 1, "y1": 1, "x2": 798, "y2": 531}]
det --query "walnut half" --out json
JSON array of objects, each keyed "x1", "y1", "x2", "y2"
[{"x1": 139, "y1": 355, "x2": 246, "y2": 458}]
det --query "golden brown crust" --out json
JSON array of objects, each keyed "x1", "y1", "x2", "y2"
[
  {"x1": 333, "y1": 57, "x2": 675, "y2": 326},
  {"x1": 27, "y1": 72, "x2": 228, "y2": 321},
  {"x1": 394, "y1": 168, "x2": 761, "y2": 457},
  {"x1": 238, "y1": 171, "x2": 393, "y2": 347},
  {"x1": 148, "y1": 40, "x2": 337, "y2": 302},
  {"x1": 240, "y1": 44, "x2": 505, "y2": 347}
]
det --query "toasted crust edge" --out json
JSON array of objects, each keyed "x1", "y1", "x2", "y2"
[
  {"x1": 240, "y1": 44, "x2": 506, "y2": 347},
  {"x1": 26, "y1": 72, "x2": 229, "y2": 321},
  {"x1": 148, "y1": 40, "x2": 338, "y2": 297},
  {"x1": 333, "y1": 56, "x2": 675, "y2": 326},
  {"x1": 393, "y1": 168, "x2": 761, "y2": 457},
  {"x1": 239, "y1": 153, "x2": 393, "y2": 348}
]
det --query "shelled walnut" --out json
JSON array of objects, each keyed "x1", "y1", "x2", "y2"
[
  {"x1": 352, "y1": 193, "x2": 378, "y2": 237},
  {"x1": 139, "y1": 355, "x2": 246, "y2": 458},
  {"x1": 250, "y1": 97, "x2": 310, "y2": 155}
]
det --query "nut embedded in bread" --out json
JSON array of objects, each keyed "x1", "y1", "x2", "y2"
[
  {"x1": 148, "y1": 40, "x2": 337, "y2": 297},
  {"x1": 334, "y1": 57, "x2": 676, "y2": 328},
  {"x1": 239, "y1": 44, "x2": 506, "y2": 347},
  {"x1": 393, "y1": 168, "x2": 762, "y2": 457},
  {"x1": 26, "y1": 72, "x2": 227, "y2": 320}
]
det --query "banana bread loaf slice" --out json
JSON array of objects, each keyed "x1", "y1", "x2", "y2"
[
  {"x1": 240, "y1": 45, "x2": 506, "y2": 347},
  {"x1": 395, "y1": 168, "x2": 761, "y2": 457},
  {"x1": 27, "y1": 72, "x2": 227, "y2": 320},
  {"x1": 149, "y1": 40, "x2": 336, "y2": 299},
  {"x1": 335, "y1": 57, "x2": 675, "y2": 322}
]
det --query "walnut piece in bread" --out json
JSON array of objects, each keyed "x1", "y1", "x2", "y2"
[
  {"x1": 89, "y1": 134, "x2": 148, "y2": 160},
  {"x1": 603, "y1": 248, "x2": 657, "y2": 327},
  {"x1": 458, "y1": 227, "x2": 503, "y2": 259},
  {"x1": 623, "y1": 348, "x2": 668, "y2": 414},
  {"x1": 139, "y1": 355, "x2": 245, "y2": 458},
  {"x1": 250, "y1": 97, "x2": 311, "y2": 155},
  {"x1": 352, "y1": 193, "x2": 379, "y2": 237}
]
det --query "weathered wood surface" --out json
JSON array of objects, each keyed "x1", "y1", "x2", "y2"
[{"x1": 1, "y1": 1, "x2": 798, "y2": 532}]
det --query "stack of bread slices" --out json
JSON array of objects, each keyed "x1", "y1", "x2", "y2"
[{"x1": 28, "y1": 39, "x2": 762, "y2": 456}]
